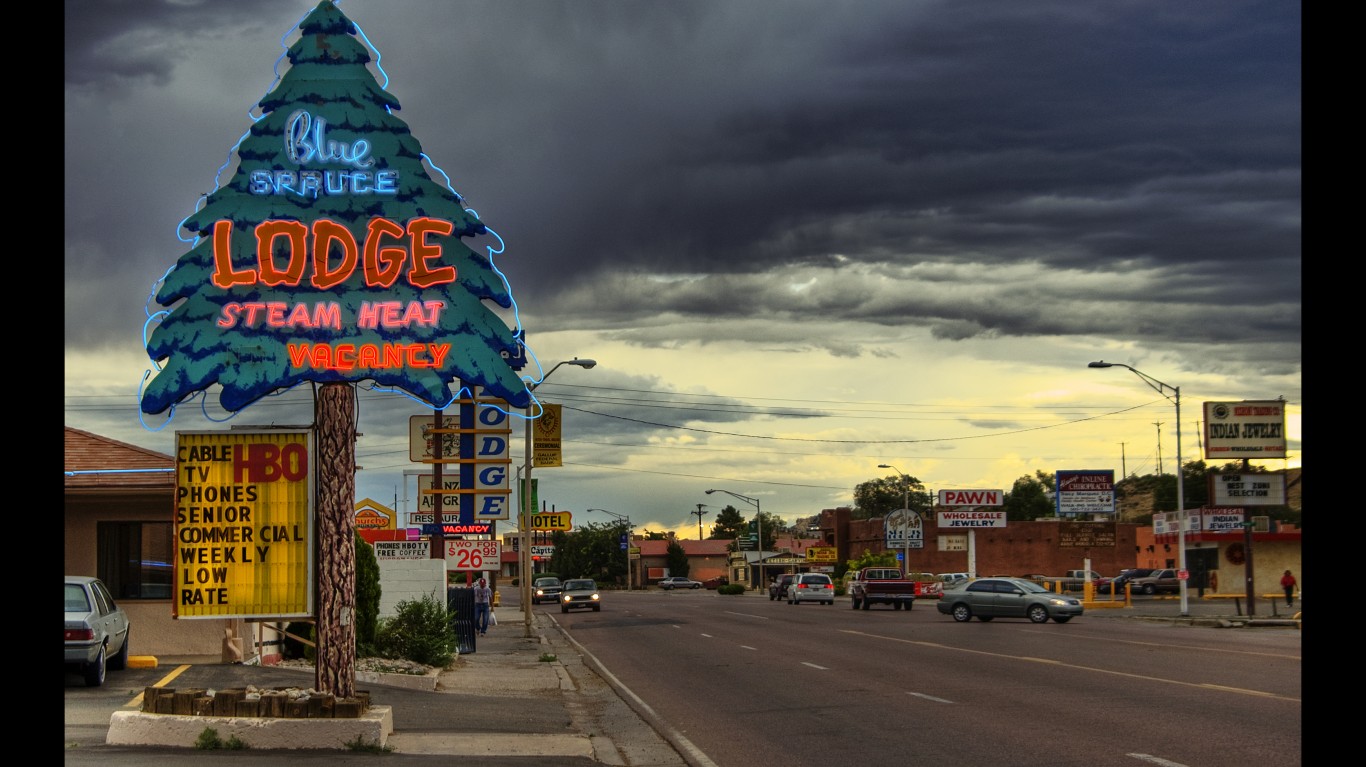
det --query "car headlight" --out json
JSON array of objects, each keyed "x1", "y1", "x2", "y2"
[{"x1": 591, "y1": 593, "x2": 600, "y2": 601}]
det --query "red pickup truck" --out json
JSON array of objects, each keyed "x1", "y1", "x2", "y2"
[{"x1": 848, "y1": 567, "x2": 942, "y2": 610}]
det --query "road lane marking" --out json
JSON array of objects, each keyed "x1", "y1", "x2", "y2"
[
  {"x1": 1019, "y1": 628, "x2": 1301, "y2": 660},
  {"x1": 908, "y1": 692, "x2": 953, "y2": 704},
  {"x1": 800, "y1": 662, "x2": 828, "y2": 670},
  {"x1": 127, "y1": 663, "x2": 193, "y2": 709},
  {"x1": 837, "y1": 629, "x2": 1299, "y2": 702},
  {"x1": 1128, "y1": 754, "x2": 1190, "y2": 766}
]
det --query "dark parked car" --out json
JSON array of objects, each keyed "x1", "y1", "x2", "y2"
[
  {"x1": 65, "y1": 575, "x2": 131, "y2": 687},
  {"x1": 936, "y1": 577, "x2": 1084, "y2": 624},
  {"x1": 560, "y1": 579, "x2": 601, "y2": 612},
  {"x1": 1097, "y1": 568, "x2": 1156, "y2": 595},
  {"x1": 532, "y1": 577, "x2": 563, "y2": 604},
  {"x1": 702, "y1": 576, "x2": 730, "y2": 589},
  {"x1": 768, "y1": 573, "x2": 796, "y2": 601}
]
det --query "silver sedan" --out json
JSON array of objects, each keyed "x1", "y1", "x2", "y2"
[{"x1": 936, "y1": 577, "x2": 1083, "y2": 623}]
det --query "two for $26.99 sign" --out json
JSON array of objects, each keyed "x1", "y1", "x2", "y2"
[{"x1": 445, "y1": 539, "x2": 500, "y2": 570}]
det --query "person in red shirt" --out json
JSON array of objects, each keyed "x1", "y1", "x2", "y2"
[{"x1": 1279, "y1": 570, "x2": 1297, "y2": 607}]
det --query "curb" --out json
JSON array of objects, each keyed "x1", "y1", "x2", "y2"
[{"x1": 106, "y1": 706, "x2": 393, "y2": 750}]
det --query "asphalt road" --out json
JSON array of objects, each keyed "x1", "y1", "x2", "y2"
[{"x1": 66, "y1": 588, "x2": 1300, "y2": 766}]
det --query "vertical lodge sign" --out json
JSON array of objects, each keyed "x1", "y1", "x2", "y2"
[
  {"x1": 139, "y1": 0, "x2": 533, "y2": 419},
  {"x1": 174, "y1": 430, "x2": 314, "y2": 618}
]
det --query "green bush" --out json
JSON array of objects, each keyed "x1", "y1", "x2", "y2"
[
  {"x1": 194, "y1": 727, "x2": 248, "y2": 750},
  {"x1": 375, "y1": 593, "x2": 458, "y2": 667},
  {"x1": 354, "y1": 533, "x2": 381, "y2": 657},
  {"x1": 717, "y1": 583, "x2": 747, "y2": 595}
]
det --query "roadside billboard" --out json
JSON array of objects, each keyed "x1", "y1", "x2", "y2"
[
  {"x1": 173, "y1": 429, "x2": 314, "y2": 619},
  {"x1": 1209, "y1": 472, "x2": 1287, "y2": 506},
  {"x1": 1054, "y1": 470, "x2": 1116, "y2": 515},
  {"x1": 884, "y1": 509, "x2": 924, "y2": 549},
  {"x1": 1202, "y1": 400, "x2": 1287, "y2": 459}
]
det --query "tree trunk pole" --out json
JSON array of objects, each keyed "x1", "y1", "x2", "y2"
[{"x1": 314, "y1": 383, "x2": 357, "y2": 698}]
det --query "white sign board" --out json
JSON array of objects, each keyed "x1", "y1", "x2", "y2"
[
  {"x1": 1210, "y1": 472, "x2": 1287, "y2": 506},
  {"x1": 531, "y1": 545, "x2": 555, "y2": 558},
  {"x1": 884, "y1": 509, "x2": 924, "y2": 549},
  {"x1": 936, "y1": 510, "x2": 1008, "y2": 528},
  {"x1": 409, "y1": 511, "x2": 464, "y2": 524},
  {"x1": 409, "y1": 414, "x2": 460, "y2": 462},
  {"x1": 417, "y1": 472, "x2": 512, "y2": 521},
  {"x1": 938, "y1": 489, "x2": 1003, "y2": 506},
  {"x1": 1203, "y1": 400, "x2": 1287, "y2": 459},
  {"x1": 1202, "y1": 508, "x2": 1245, "y2": 531},
  {"x1": 374, "y1": 541, "x2": 431, "y2": 560},
  {"x1": 443, "y1": 539, "x2": 501, "y2": 571},
  {"x1": 1153, "y1": 510, "x2": 1199, "y2": 535}
]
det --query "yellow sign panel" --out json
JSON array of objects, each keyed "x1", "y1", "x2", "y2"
[
  {"x1": 533, "y1": 403, "x2": 563, "y2": 468},
  {"x1": 529, "y1": 511, "x2": 571, "y2": 531},
  {"x1": 174, "y1": 430, "x2": 314, "y2": 619},
  {"x1": 806, "y1": 546, "x2": 837, "y2": 563}
]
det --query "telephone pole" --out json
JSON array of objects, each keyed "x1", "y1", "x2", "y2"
[{"x1": 691, "y1": 503, "x2": 709, "y2": 539}]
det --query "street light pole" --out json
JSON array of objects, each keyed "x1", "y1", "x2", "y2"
[
  {"x1": 1089, "y1": 360, "x2": 1188, "y2": 616},
  {"x1": 706, "y1": 489, "x2": 761, "y2": 590},
  {"x1": 520, "y1": 357, "x2": 597, "y2": 637},
  {"x1": 879, "y1": 464, "x2": 912, "y2": 573},
  {"x1": 587, "y1": 508, "x2": 632, "y2": 590}
]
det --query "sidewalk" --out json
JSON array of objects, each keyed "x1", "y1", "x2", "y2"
[{"x1": 108, "y1": 607, "x2": 689, "y2": 765}]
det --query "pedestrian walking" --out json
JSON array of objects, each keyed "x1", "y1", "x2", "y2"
[
  {"x1": 1279, "y1": 569, "x2": 1296, "y2": 607},
  {"x1": 473, "y1": 577, "x2": 493, "y2": 636}
]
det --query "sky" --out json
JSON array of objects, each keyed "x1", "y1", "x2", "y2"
[{"x1": 65, "y1": 0, "x2": 1301, "y2": 540}]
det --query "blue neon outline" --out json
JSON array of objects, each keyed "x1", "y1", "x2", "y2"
[{"x1": 141, "y1": 0, "x2": 534, "y2": 430}]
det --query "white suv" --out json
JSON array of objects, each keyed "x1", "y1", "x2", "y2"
[{"x1": 786, "y1": 573, "x2": 835, "y2": 605}]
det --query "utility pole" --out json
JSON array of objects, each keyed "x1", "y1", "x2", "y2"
[
  {"x1": 1118, "y1": 442, "x2": 1127, "y2": 478},
  {"x1": 1153, "y1": 421, "x2": 1164, "y2": 475},
  {"x1": 692, "y1": 503, "x2": 709, "y2": 539}
]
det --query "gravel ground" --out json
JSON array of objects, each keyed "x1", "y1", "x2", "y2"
[{"x1": 273, "y1": 657, "x2": 442, "y2": 676}]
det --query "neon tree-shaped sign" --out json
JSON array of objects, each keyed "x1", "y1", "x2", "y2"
[{"x1": 140, "y1": 1, "x2": 532, "y2": 418}]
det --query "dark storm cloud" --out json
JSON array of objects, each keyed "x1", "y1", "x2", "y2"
[{"x1": 65, "y1": 0, "x2": 1299, "y2": 378}]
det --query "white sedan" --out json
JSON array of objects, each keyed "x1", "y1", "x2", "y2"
[{"x1": 658, "y1": 577, "x2": 702, "y2": 590}]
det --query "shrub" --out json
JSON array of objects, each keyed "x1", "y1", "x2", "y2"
[
  {"x1": 354, "y1": 532, "x2": 381, "y2": 657},
  {"x1": 194, "y1": 727, "x2": 248, "y2": 750},
  {"x1": 375, "y1": 593, "x2": 458, "y2": 667},
  {"x1": 717, "y1": 583, "x2": 747, "y2": 595}
]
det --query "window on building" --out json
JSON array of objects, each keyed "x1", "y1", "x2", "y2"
[{"x1": 97, "y1": 521, "x2": 174, "y2": 600}]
